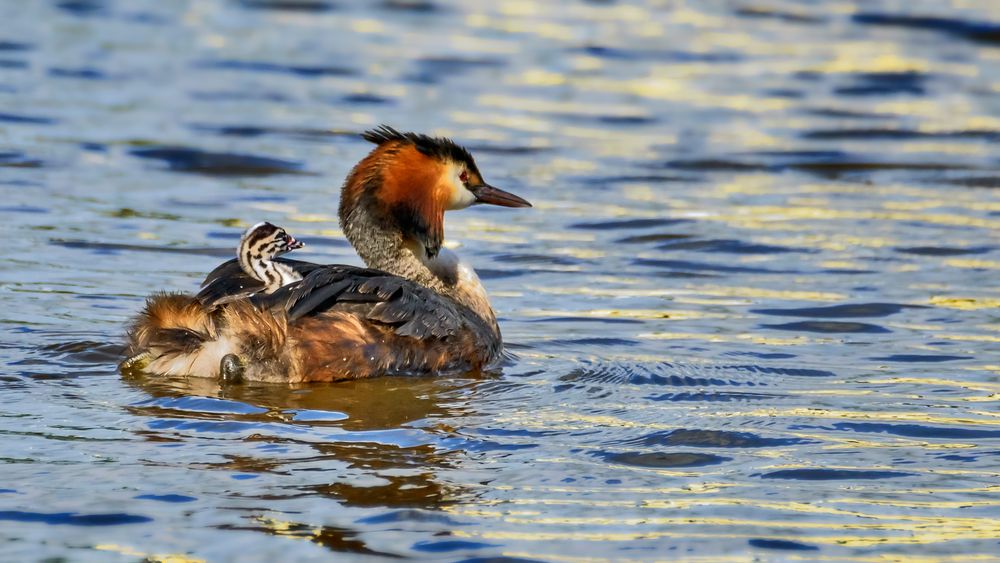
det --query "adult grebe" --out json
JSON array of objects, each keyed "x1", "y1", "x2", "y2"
[{"x1": 123, "y1": 126, "x2": 531, "y2": 382}]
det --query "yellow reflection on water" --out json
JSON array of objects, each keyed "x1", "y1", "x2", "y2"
[
  {"x1": 450, "y1": 519, "x2": 1000, "y2": 547},
  {"x1": 488, "y1": 482, "x2": 736, "y2": 496},
  {"x1": 929, "y1": 297, "x2": 1000, "y2": 310},
  {"x1": 95, "y1": 545, "x2": 204, "y2": 563},
  {"x1": 685, "y1": 285, "x2": 847, "y2": 301},
  {"x1": 638, "y1": 330, "x2": 809, "y2": 346},
  {"x1": 708, "y1": 206, "x2": 1000, "y2": 231},
  {"x1": 866, "y1": 377, "x2": 1000, "y2": 396},
  {"x1": 733, "y1": 407, "x2": 1000, "y2": 427},
  {"x1": 945, "y1": 258, "x2": 1000, "y2": 270},
  {"x1": 789, "y1": 555, "x2": 1000, "y2": 563},
  {"x1": 520, "y1": 308, "x2": 724, "y2": 321}
]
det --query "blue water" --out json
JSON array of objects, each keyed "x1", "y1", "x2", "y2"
[{"x1": 1, "y1": 0, "x2": 999, "y2": 560}]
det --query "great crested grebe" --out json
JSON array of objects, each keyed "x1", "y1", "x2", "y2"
[{"x1": 123, "y1": 126, "x2": 531, "y2": 383}]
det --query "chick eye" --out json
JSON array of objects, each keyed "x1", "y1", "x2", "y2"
[{"x1": 459, "y1": 170, "x2": 469, "y2": 185}]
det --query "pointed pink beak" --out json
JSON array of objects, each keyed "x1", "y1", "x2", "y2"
[{"x1": 471, "y1": 184, "x2": 532, "y2": 208}]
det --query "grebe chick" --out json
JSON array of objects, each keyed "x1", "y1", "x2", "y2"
[
  {"x1": 238, "y1": 222, "x2": 304, "y2": 293},
  {"x1": 191, "y1": 222, "x2": 304, "y2": 308},
  {"x1": 124, "y1": 125, "x2": 531, "y2": 382}
]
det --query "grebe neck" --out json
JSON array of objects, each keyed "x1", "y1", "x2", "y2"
[
  {"x1": 238, "y1": 248, "x2": 300, "y2": 292},
  {"x1": 341, "y1": 206, "x2": 498, "y2": 332}
]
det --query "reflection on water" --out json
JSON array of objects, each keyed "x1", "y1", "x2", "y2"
[
  {"x1": 2, "y1": 0, "x2": 1000, "y2": 560},
  {"x1": 124, "y1": 374, "x2": 470, "y2": 557}
]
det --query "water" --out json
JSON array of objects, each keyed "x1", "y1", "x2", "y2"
[{"x1": 2, "y1": 0, "x2": 999, "y2": 560}]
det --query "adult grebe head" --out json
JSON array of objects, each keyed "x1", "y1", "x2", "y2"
[{"x1": 338, "y1": 125, "x2": 531, "y2": 262}]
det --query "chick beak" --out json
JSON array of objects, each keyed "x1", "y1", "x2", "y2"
[
  {"x1": 285, "y1": 235, "x2": 304, "y2": 250},
  {"x1": 471, "y1": 184, "x2": 532, "y2": 208}
]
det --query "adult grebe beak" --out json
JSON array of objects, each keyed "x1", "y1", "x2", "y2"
[{"x1": 470, "y1": 184, "x2": 532, "y2": 208}]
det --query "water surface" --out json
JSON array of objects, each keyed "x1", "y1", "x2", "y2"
[{"x1": 2, "y1": 0, "x2": 999, "y2": 560}]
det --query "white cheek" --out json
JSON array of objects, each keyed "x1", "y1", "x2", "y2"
[{"x1": 446, "y1": 167, "x2": 477, "y2": 210}]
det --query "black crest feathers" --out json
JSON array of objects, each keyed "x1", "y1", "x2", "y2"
[{"x1": 362, "y1": 125, "x2": 478, "y2": 173}]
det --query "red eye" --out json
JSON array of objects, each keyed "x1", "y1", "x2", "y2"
[{"x1": 459, "y1": 170, "x2": 468, "y2": 184}]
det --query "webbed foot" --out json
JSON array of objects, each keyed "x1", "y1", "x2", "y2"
[
  {"x1": 119, "y1": 351, "x2": 152, "y2": 376},
  {"x1": 220, "y1": 354, "x2": 246, "y2": 384}
]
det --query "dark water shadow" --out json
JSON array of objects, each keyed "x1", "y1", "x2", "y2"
[
  {"x1": 526, "y1": 316, "x2": 642, "y2": 326},
  {"x1": 558, "y1": 360, "x2": 826, "y2": 394},
  {"x1": 580, "y1": 174, "x2": 694, "y2": 186},
  {"x1": 129, "y1": 146, "x2": 306, "y2": 176},
  {"x1": 896, "y1": 246, "x2": 993, "y2": 256},
  {"x1": 868, "y1": 354, "x2": 970, "y2": 363},
  {"x1": 39, "y1": 340, "x2": 124, "y2": 364},
  {"x1": 0, "y1": 112, "x2": 58, "y2": 125},
  {"x1": 571, "y1": 218, "x2": 691, "y2": 230},
  {"x1": 761, "y1": 468, "x2": 916, "y2": 480},
  {"x1": 853, "y1": 12, "x2": 1000, "y2": 46},
  {"x1": 338, "y1": 92, "x2": 394, "y2": 105},
  {"x1": 752, "y1": 303, "x2": 923, "y2": 318},
  {"x1": 748, "y1": 539, "x2": 818, "y2": 551},
  {"x1": 662, "y1": 151, "x2": 978, "y2": 178},
  {"x1": 236, "y1": 0, "x2": 337, "y2": 12},
  {"x1": 196, "y1": 59, "x2": 355, "y2": 77},
  {"x1": 51, "y1": 239, "x2": 233, "y2": 258},
  {"x1": 574, "y1": 45, "x2": 742, "y2": 63},
  {"x1": 734, "y1": 7, "x2": 823, "y2": 24},
  {"x1": 819, "y1": 422, "x2": 1000, "y2": 440},
  {"x1": 761, "y1": 321, "x2": 891, "y2": 334},
  {"x1": 617, "y1": 428, "x2": 809, "y2": 448},
  {"x1": 0, "y1": 510, "x2": 152, "y2": 526},
  {"x1": 634, "y1": 258, "x2": 799, "y2": 275},
  {"x1": 616, "y1": 233, "x2": 693, "y2": 244},
  {"x1": 599, "y1": 451, "x2": 731, "y2": 468},
  {"x1": 802, "y1": 107, "x2": 893, "y2": 120},
  {"x1": 833, "y1": 71, "x2": 927, "y2": 96},
  {"x1": 406, "y1": 56, "x2": 504, "y2": 83},
  {"x1": 548, "y1": 337, "x2": 640, "y2": 347},
  {"x1": 944, "y1": 176, "x2": 1000, "y2": 188},
  {"x1": 0, "y1": 41, "x2": 32, "y2": 51},
  {"x1": 378, "y1": 0, "x2": 442, "y2": 13},
  {"x1": 49, "y1": 67, "x2": 108, "y2": 80},
  {"x1": 657, "y1": 239, "x2": 802, "y2": 254},
  {"x1": 803, "y1": 128, "x2": 1000, "y2": 141},
  {"x1": 645, "y1": 391, "x2": 786, "y2": 402},
  {"x1": 190, "y1": 123, "x2": 356, "y2": 142},
  {"x1": 464, "y1": 144, "x2": 551, "y2": 156},
  {"x1": 55, "y1": 0, "x2": 110, "y2": 17},
  {"x1": 0, "y1": 151, "x2": 44, "y2": 168}
]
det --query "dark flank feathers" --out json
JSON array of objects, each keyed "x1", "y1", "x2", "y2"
[
  {"x1": 150, "y1": 327, "x2": 207, "y2": 353},
  {"x1": 199, "y1": 258, "x2": 469, "y2": 340},
  {"x1": 268, "y1": 266, "x2": 466, "y2": 339},
  {"x1": 362, "y1": 124, "x2": 481, "y2": 175}
]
